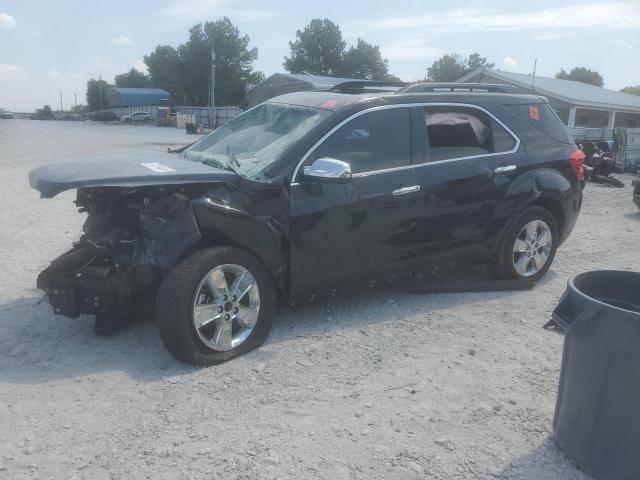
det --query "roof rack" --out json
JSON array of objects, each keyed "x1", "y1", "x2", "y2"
[
  {"x1": 399, "y1": 83, "x2": 520, "y2": 94},
  {"x1": 330, "y1": 80, "x2": 408, "y2": 93}
]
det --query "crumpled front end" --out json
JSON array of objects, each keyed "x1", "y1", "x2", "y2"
[{"x1": 37, "y1": 187, "x2": 202, "y2": 329}]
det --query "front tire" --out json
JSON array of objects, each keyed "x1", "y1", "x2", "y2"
[
  {"x1": 156, "y1": 247, "x2": 276, "y2": 366},
  {"x1": 489, "y1": 207, "x2": 559, "y2": 281}
]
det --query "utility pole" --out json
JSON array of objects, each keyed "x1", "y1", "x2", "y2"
[
  {"x1": 75, "y1": 93, "x2": 78, "y2": 110},
  {"x1": 59, "y1": 90, "x2": 63, "y2": 112},
  {"x1": 210, "y1": 36, "x2": 216, "y2": 108},
  {"x1": 531, "y1": 58, "x2": 537, "y2": 90},
  {"x1": 99, "y1": 73, "x2": 103, "y2": 110}
]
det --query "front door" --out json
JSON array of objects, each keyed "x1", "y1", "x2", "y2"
[{"x1": 288, "y1": 107, "x2": 423, "y2": 299}]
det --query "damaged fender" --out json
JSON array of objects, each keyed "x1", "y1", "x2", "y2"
[{"x1": 37, "y1": 190, "x2": 204, "y2": 320}]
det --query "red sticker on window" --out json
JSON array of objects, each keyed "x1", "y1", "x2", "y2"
[
  {"x1": 321, "y1": 100, "x2": 338, "y2": 109},
  {"x1": 529, "y1": 105, "x2": 540, "y2": 121}
]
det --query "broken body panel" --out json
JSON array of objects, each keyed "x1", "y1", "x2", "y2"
[{"x1": 30, "y1": 155, "x2": 289, "y2": 324}]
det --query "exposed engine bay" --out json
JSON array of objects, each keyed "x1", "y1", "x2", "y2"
[{"x1": 37, "y1": 186, "x2": 202, "y2": 333}]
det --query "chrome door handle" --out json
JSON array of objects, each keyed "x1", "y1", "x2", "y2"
[
  {"x1": 495, "y1": 165, "x2": 517, "y2": 175},
  {"x1": 392, "y1": 185, "x2": 420, "y2": 196}
]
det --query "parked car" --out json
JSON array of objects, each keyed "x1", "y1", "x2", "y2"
[
  {"x1": 121, "y1": 111, "x2": 152, "y2": 123},
  {"x1": 59, "y1": 113, "x2": 82, "y2": 121},
  {"x1": 633, "y1": 178, "x2": 640, "y2": 208},
  {"x1": 29, "y1": 82, "x2": 584, "y2": 365},
  {"x1": 90, "y1": 110, "x2": 119, "y2": 122},
  {"x1": 0, "y1": 109, "x2": 15, "y2": 119}
]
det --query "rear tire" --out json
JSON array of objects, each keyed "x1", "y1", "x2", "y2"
[
  {"x1": 156, "y1": 246, "x2": 276, "y2": 366},
  {"x1": 489, "y1": 207, "x2": 559, "y2": 281}
]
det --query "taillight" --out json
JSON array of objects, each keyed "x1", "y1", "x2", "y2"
[{"x1": 570, "y1": 149, "x2": 585, "y2": 181}]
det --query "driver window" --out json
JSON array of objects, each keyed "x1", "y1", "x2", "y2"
[{"x1": 309, "y1": 108, "x2": 411, "y2": 174}]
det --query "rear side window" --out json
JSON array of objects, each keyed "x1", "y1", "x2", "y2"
[
  {"x1": 310, "y1": 108, "x2": 411, "y2": 174},
  {"x1": 507, "y1": 103, "x2": 574, "y2": 144},
  {"x1": 423, "y1": 106, "x2": 516, "y2": 162}
]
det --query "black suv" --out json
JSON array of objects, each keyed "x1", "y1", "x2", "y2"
[{"x1": 30, "y1": 83, "x2": 584, "y2": 365}]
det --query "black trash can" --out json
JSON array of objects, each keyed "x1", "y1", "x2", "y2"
[
  {"x1": 552, "y1": 270, "x2": 640, "y2": 480},
  {"x1": 185, "y1": 122, "x2": 197, "y2": 135}
]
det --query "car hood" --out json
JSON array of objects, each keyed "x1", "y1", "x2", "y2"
[{"x1": 29, "y1": 152, "x2": 237, "y2": 198}]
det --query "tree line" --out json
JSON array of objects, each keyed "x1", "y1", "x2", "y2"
[{"x1": 85, "y1": 17, "x2": 640, "y2": 111}]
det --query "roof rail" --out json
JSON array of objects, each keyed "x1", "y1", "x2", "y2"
[
  {"x1": 399, "y1": 83, "x2": 520, "y2": 94},
  {"x1": 330, "y1": 80, "x2": 408, "y2": 92}
]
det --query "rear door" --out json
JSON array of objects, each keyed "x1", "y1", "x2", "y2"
[
  {"x1": 411, "y1": 103, "x2": 531, "y2": 267},
  {"x1": 288, "y1": 107, "x2": 425, "y2": 298}
]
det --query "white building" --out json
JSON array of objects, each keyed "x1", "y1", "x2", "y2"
[{"x1": 458, "y1": 69, "x2": 640, "y2": 131}]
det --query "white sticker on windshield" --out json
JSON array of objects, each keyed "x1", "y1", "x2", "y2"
[{"x1": 141, "y1": 162, "x2": 176, "y2": 173}]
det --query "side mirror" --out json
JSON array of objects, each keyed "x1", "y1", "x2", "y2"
[{"x1": 303, "y1": 157, "x2": 352, "y2": 184}]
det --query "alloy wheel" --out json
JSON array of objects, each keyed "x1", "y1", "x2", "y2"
[
  {"x1": 192, "y1": 264, "x2": 260, "y2": 351},
  {"x1": 512, "y1": 220, "x2": 553, "y2": 277}
]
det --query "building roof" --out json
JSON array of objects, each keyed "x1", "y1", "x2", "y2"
[
  {"x1": 111, "y1": 87, "x2": 170, "y2": 97},
  {"x1": 281, "y1": 73, "x2": 369, "y2": 89},
  {"x1": 257, "y1": 73, "x2": 369, "y2": 90},
  {"x1": 458, "y1": 68, "x2": 640, "y2": 113}
]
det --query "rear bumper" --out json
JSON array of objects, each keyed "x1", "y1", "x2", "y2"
[{"x1": 559, "y1": 185, "x2": 582, "y2": 245}]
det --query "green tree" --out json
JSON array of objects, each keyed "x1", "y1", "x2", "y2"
[
  {"x1": 426, "y1": 54, "x2": 467, "y2": 82},
  {"x1": 144, "y1": 45, "x2": 184, "y2": 101},
  {"x1": 284, "y1": 19, "x2": 346, "y2": 76},
  {"x1": 142, "y1": 18, "x2": 262, "y2": 107},
  {"x1": 466, "y1": 53, "x2": 494, "y2": 72},
  {"x1": 341, "y1": 39, "x2": 398, "y2": 81},
  {"x1": 426, "y1": 53, "x2": 494, "y2": 82},
  {"x1": 621, "y1": 85, "x2": 640, "y2": 96},
  {"x1": 86, "y1": 78, "x2": 112, "y2": 111},
  {"x1": 205, "y1": 18, "x2": 263, "y2": 107},
  {"x1": 114, "y1": 68, "x2": 151, "y2": 88},
  {"x1": 555, "y1": 67, "x2": 604, "y2": 87}
]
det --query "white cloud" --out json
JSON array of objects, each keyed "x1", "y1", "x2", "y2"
[
  {"x1": 46, "y1": 70, "x2": 61, "y2": 79},
  {"x1": 160, "y1": 0, "x2": 275, "y2": 22},
  {"x1": 350, "y1": 2, "x2": 640, "y2": 33},
  {"x1": 502, "y1": 57, "x2": 518, "y2": 73},
  {"x1": 0, "y1": 64, "x2": 27, "y2": 80},
  {"x1": 531, "y1": 33, "x2": 570, "y2": 41},
  {"x1": 131, "y1": 59, "x2": 148, "y2": 73},
  {"x1": 0, "y1": 12, "x2": 16, "y2": 29},
  {"x1": 113, "y1": 35, "x2": 133, "y2": 47},
  {"x1": 0, "y1": 65, "x2": 30, "y2": 111},
  {"x1": 382, "y1": 39, "x2": 440, "y2": 61},
  {"x1": 398, "y1": 73, "x2": 419, "y2": 82}
]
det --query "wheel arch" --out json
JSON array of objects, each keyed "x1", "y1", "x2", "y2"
[
  {"x1": 182, "y1": 230, "x2": 289, "y2": 306},
  {"x1": 530, "y1": 196, "x2": 565, "y2": 239}
]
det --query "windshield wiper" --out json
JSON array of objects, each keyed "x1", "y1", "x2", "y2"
[{"x1": 226, "y1": 145, "x2": 240, "y2": 167}]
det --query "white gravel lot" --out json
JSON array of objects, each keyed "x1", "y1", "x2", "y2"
[{"x1": 1, "y1": 119, "x2": 639, "y2": 480}]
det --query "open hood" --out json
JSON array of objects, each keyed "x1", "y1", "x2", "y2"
[{"x1": 29, "y1": 153, "x2": 237, "y2": 198}]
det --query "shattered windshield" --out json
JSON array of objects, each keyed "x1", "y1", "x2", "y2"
[{"x1": 184, "y1": 102, "x2": 330, "y2": 180}]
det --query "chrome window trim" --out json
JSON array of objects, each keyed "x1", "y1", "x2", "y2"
[{"x1": 290, "y1": 102, "x2": 521, "y2": 185}]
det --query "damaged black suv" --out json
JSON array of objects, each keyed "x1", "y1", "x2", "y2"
[{"x1": 30, "y1": 83, "x2": 584, "y2": 365}]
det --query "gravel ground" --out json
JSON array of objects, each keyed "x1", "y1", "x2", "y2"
[{"x1": 1, "y1": 119, "x2": 639, "y2": 480}]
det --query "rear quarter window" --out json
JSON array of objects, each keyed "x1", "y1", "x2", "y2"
[
  {"x1": 422, "y1": 106, "x2": 516, "y2": 163},
  {"x1": 507, "y1": 103, "x2": 574, "y2": 144}
]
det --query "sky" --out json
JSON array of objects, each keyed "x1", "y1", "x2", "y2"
[{"x1": 0, "y1": 0, "x2": 639, "y2": 111}]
